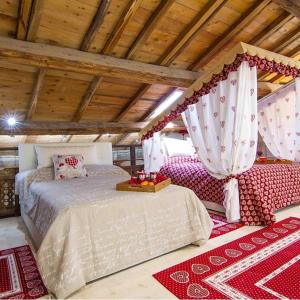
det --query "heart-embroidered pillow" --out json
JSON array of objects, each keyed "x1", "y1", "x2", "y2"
[{"x1": 52, "y1": 154, "x2": 88, "y2": 180}]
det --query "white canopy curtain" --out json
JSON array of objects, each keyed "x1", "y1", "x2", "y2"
[
  {"x1": 258, "y1": 78, "x2": 300, "y2": 161},
  {"x1": 142, "y1": 132, "x2": 166, "y2": 173},
  {"x1": 182, "y1": 61, "x2": 258, "y2": 222}
]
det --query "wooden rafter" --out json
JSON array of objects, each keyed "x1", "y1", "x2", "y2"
[
  {"x1": 157, "y1": 0, "x2": 227, "y2": 66},
  {"x1": 272, "y1": 26, "x2": 300, "y2": 53},
  {"x1": 102, "y1": 0, "x2": 143, "y2": 55},
  {"x1": 114, "y1": 84, "x2": 152, "y2": 122},
  {"x1": 93, "y1": 134, "x2": 102, "y2": 142},
  {"x1": 250, "y1": 11, "x2": 293, "y2": 46},
  {"x1": 26, "y1": 0, "x2": 44, "y2": 41},
  {"x1": 126, "y1": 0, "x2": 175, "y2": 59},
  {"x1": 16, "y1": 0, "x2": 34, "y2": 40},
  {"x1": 191, "y1": 0, "x2": 271, "y2": 71},
  {"x1": 0, "y1": 37, "x2": 199, "y2": 87},
  {"x1": 72, "y1": 76, "x2": 103, "y2": 122},
  {"x1": 26, "y1": 68, "x2": 46, "y2": 120},
  {"x1": 272, "y1": 0, "x2": 300, "y2": 19},
  {"x1": 0, "y1": 121, "x2": 147, "y2": 135},
  {"x1": 80, "y1": 0, "x2": 110, "y2": 51}
]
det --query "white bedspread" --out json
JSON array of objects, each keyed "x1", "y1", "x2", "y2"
[{"x1": 16, "y1": 165, "x2": 213, "y2": 298}]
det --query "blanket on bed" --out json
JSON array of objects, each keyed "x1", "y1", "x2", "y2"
[
  {"x1": 160, "y1": 156, "x2": 300, "y2": 225},
  {"x1": 16, "y1": 165, "x2": 213, "y2": 298}
]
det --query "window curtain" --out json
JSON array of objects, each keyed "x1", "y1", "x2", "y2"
[
  {"x1": 182, "y1": 61, "x2": 258, "y2": 222},
  {"x1": 258, "y1": 78, "x2": 300, "y2": 161},
  {"x1": 142, "y1": 132, "x2": 166, "y2": 173}
]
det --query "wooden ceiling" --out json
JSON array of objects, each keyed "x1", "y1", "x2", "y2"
[{"x1": 0, "y1": 0, "x2": 299, "y2": 146}]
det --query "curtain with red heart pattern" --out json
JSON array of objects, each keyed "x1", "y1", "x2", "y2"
[
  {"x1": 182, "y1": 61, "x2": 258, "y2": 222},
  {"x1": 258, "y1": 78, "x2": 300, "y2": 161}
]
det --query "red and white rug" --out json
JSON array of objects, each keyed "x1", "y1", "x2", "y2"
[
  {"x1": 153, "y1": 217, "x2": 300, "y2": 299},
  {"x1": 209, "y1": 213, "x2": 243, "y2": 239},
  {"x1": 0, "y1": 245, "x2": 48, "y2": 299}
]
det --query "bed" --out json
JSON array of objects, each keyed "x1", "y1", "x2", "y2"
[
  {"x1": 15, "y1": 143, "x2": 213, "y2": 298},
  {"x1": 160, "y1": 155, "x2": 300, "y2": 226}
]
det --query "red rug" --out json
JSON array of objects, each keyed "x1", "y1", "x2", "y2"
[
  {"x1": 153, "y1": 217, "x2": 300, "y2": 299},
  {"x1": 209, "y1": 213, "x2": 243, "y2": 239},
  {"x1": 0, "y1": 245, "x2": 48, "y2": 299}
]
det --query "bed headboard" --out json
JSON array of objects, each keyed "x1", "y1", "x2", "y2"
[{"x1": 18, "y1": 142, "x2": 113, "y2": 172}]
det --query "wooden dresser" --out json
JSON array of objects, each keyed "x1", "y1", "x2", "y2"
[{"x1": 0, "y1": 167, "x2": 19, "y2": 218}]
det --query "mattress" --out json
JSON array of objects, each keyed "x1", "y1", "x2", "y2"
[
  {"x1": 16, "y1": 164, "x2": 213, "y2": 298},
  {"x1": 160, "y1": 156, "x2": 300, "y2": 225}
]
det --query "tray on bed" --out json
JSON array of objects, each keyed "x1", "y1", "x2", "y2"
[{"x1": 116, "y1": 178, "x2": 171, "y2": 193}]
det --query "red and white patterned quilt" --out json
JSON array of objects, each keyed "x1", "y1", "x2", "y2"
[{"x1": 160, "y1": 156, "x2": 300, "y2": 225}]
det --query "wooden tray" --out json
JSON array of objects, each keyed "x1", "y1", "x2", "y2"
[{"x1": 116, "y1": 178, "x2": 171, "y2": 193}]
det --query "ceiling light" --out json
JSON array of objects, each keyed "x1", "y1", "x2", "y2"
[{"x1": 7, "y1": 117, "x2": 16, "y2": 127}]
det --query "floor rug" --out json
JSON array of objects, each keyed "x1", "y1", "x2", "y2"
[
  {"x1": 0, "y1": 245, "x2": 48, "y2": 299},
  {"x1": 209, "y1": 213, "x2": 243, "y2": 239},
  {"x1": 153, "y1": 217, "x2": 300, "y2": 299}
]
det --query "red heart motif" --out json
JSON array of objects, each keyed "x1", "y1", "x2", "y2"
[
  {"x1": 209, "y1": 256, "x2": 227, "y2": 265},
  {"x1": 220, "y1": 96, "x2": 226, "y2": 103},
  {"x1": 190, "y1": 106, "x2": 195, "y2": 112},
  {"x1": 273, "y1": 227, "x2": 288, "y2": 234},
  {"x1": 250, "y1": 88, "x2": 254, "y2": 96},
  {"x1": 220, "y1": 121, "x2": 225, "y2": 128},
  {"x1": 282, "y1": 223, "x2": 297, "y2": 229},
  {"x1": 65, "y1": 157, "x2": 78, "y2": 168},
  {"x1": 187, "y1": 283, "x2": 210, "y2": 298},
  {"x1": 225, "y1": 249, "x2": 242, "y2": 258},
  {"x1": 230, "y1": 79, "x2": 237, "y2": 86},
  {"x1": 262, "y1": 232, "x2": 278, "y2": 239},
  {"x1": 290, "y1": 219, "x2": 300, "y2": 225},
  {"x1": 231, "y1": 106, "x2": 236, "y2": 113},
  {"x1": 213, "y1": 112, "x2": 218, "y2": 118},
  {"x1": 250, "y1": 141, "x2": 255, "y2": 147},
  {"x1": 192, "y1": 264, "x2": 210, "y2": 275},
  {"x1": 170, "y1": 271, "x2": 189, "y2": 283},
  {"x1": 285, "y1": 97, "x2": 290, "y2": 102},
  {"x1": 251, "y1": 237, "x2": 267, "y2": 244},
  {"x1": 220, "y1": 146, "x2": 226, "y2": 152},
  {"x1": 211, "y1": 88, "x2": 217, "y2": 94},
  {"x1": 239, "y1": 243, "x2": 256, "y2": 251}
]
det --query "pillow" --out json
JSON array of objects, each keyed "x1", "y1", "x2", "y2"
[
  {"x1": 35, "y1": 145, "x2": 98, "y2": 168},
  {"x1": 53, "y1": 154, "x2": 88, "y2": 180},
  {"x1": 163, "y1": 137, "x2": 195, "y2": 157}
]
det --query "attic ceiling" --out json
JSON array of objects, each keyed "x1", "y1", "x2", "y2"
[{"x1": 0, "y1": 0, "x2": 299, "y2": 146}]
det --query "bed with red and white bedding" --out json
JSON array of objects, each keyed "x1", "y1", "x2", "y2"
[{"x1": 160, "y1": 156, "x2": 300, "y2": 225}]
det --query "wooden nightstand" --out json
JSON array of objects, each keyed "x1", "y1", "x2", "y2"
[{"x1": 0, "y1": 167, "x2": 19, "y2": 218}]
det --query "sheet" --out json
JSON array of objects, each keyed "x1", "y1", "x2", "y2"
[
  {"x1": 16, "y1": 165, "x2": 213, "y2": 298},
  {"x1": 160, "y1": 156, "x2": 300, "y2": 225}
]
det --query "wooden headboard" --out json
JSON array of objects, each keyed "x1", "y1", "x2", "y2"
[{"x1": 18, "y1": 143, "x2": 113, "y2": 172}]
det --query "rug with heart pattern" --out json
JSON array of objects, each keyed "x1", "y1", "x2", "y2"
[
  {"x1": 209, "y1": 212, "x2": 243, "y2": 239},
  {"x1": 0, "y1": 245, "x2": 48, "y2": 299},
  {"x1": 153, "y1": 217, "x2": 300, "y2": 299}
]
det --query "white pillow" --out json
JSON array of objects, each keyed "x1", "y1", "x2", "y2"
[
  {"x1": 163, "y1": 137, "x2": 195, "y2": 157},
  {"x1": 35, "y1": 145, "x2": 99, "y2": 168}
]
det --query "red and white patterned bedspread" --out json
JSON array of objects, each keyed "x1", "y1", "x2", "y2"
[{"x1": 160, "y1": 156, "x2": 300, "y2": 225}]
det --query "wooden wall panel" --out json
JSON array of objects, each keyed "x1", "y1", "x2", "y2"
[
  {"x1": 34, "y1": 0, "x2": 102, "y2": 47},
  {"x1": 34, "y1": 75, "x2": 90, "y2": 121},
  {"x1": 0, "y1": 67, "x2": 36, "y2": 120},
  {"x1": 0, "y1": 0, "x2": 18, "y2": 37}
]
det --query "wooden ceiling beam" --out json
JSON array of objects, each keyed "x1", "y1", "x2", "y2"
[
  {"x1": 158, "y1": 0, "x2": 227, "y2": 66},
  {"x1": 0, "y1": 37, "x2": 199, "y2": 87},
  {"x1": 26, "y1": 68, "x2": 46, "y2": 120},
  {"x1": 0, "y1": 121, "x2": 147, "y2": 135},
  {"x1": 80, "y1": 0, "x2": 110, "y2": 51},
  {"x1": 102, "y1": 0, "x2": 143, "y2": 55},
  {"x1": 191, "y1": 0, "x2": 271, "y2": 71},
  {"x1": 16, "y1": 0, "x2": 34, "y2": 40},
  {"x1": 26, "y1": 0, "x2": 44, "y2": 41},
  {"x1": 72, "y1": 76, "x2": 103, "y2": 122},
  {"x1": 114, "y1": 84, "x2": 152, "y2": 122},
  {"x1": 272, "y1": 0, "x2": 300, "y2": 19},
  {"x1": 250, "y1": 11, "x2": 293, "y2": 46},
  {"x1": 126, "y1": 0, "x2": 175, "y2": 59}
]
